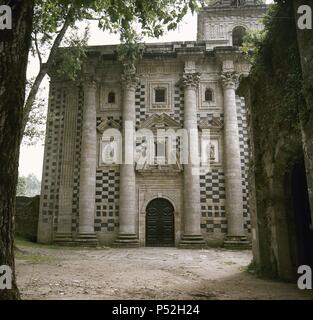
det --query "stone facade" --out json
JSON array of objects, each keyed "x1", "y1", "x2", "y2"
[{"x1": 38, "y1": 1, "x2": 267, "y2": 247}]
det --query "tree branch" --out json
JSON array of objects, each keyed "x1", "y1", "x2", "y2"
[
  {"x1": 22, "y1": 12, "x2": 73, "y2": 137},
  {"x1": 34, "y1": 32, "x2": 42, "y2": 68}
]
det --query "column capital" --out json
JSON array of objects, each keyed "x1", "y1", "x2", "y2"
[
  {"x1": 82, "y1": 75, "x2": 97, "y2": 90},
  {"x1": 121, "y1": 71, "x2": 139, "y2": 91},
  {"x1": 181, "y1": 72, "x2": 201, "y2": 90},
  {"x1": 221, "y1": 71, "x2": 239, "y2": 90}
]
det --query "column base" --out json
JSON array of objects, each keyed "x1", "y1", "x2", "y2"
[
  {"x1": 54, "y1": 232, "x2": 75, "y2": 246},
  {"x1": 223, "y1": 235, "x2": 251, "y2": 250},
  {"x1": 112, "y1": 234, "x2": 140, "y2": 248},
  {"x1": 75, "y1": 233, "x2": 99, "y2": 247},
  {"x1": 179, "y1": 234, "x2": 207, "y2": 249}
]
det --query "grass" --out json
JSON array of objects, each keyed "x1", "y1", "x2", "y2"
[
  {"x1": 14, "y1": 237, "x2": 59, "y2": 264},
  {"x1": 15, "y1": 251, "x2": 54, "y2": 264},
  {"x1": 15, "y1": 236, "x2": 82, "y2": 250}
]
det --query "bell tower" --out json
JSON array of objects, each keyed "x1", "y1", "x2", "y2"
[{"x1": 197, "y1": 0, "x2": 267, "y2": 49}]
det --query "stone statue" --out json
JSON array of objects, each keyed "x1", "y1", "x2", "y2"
[
  {"x1": 103, "y1": 137, "x2": 116, "y2": 163},
  {"x1": 208, "y1": 142, "x2": 215, "y2": 161}
]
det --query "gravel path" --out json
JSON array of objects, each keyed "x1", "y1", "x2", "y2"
[{"x1": 15, "y1": 245, "x2": 313, "y2": 300}]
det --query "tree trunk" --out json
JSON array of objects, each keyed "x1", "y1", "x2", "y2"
[
  {"x1": 0, "y1": 0, "x2": 34, "y2": 300},
  {"x1": 293, "y1": 0, "x2": 313, "y2": 227}
]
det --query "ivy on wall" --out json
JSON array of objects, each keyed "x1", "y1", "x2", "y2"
[
  {"x1": 239, "y1": 1, "x2": 307, "y2": 279},
  {"x1": 242, "y1": 1, "x2": 305, "y2": 171}
]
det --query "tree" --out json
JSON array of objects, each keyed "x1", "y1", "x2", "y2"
[
  {"x1": 0, "y1": 0, "x2": 199, "y2": 300},
  {"x1": 0, "y1": 0, "x2": 35, "y2": 300},
  {"x1": 16, "y1": 177, "x2": 27, "y2": 197},
  {"x1": 22, "y1": 0, "x2": 201, "y2": 141},
  {"x1": 17, "y1": 174, "x2": 41, "y2": 197}
]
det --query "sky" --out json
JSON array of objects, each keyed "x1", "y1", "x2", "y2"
[{"x1": 19, "y1": 1, "x2": 273, "y2": 180}]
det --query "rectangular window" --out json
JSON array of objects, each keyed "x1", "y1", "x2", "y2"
[
  {"x1": 155, "y1": 88, "x2": 166, "y2": 103},
  {"x1": 149, "y1": 82, "x2": 172, "y2": 112}
]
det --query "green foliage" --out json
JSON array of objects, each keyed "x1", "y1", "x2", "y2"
[
  {"x1": 17, "y1": 174, "x2": 41, "y2": 197},
  {"x1": 243, "y1": 1, "x2": 304, "y2": 148},
  {"x1": 54, "y1": 27, "x2": 89, "y2": 81},
  {"x1": 26, "y1": 0, "x2": 200, "y2": 143},
  {"x1": 23, "y1": 84, "x2": 46, "y2": 145},
  {"x1": 17, "y1": 177, "x2": 27, "y2": 197},
  {"x1": 241, "y1": 30, "x2": 267, "y2": 65},
  {"x1": 117, "y1": 36, "x2": 145, "y2": 72},
  {"x1": 33, "y1": 0, "x2": 200, "y2": 44}
]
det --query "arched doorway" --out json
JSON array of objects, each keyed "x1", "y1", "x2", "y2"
[
  {"x1": 146, "y1": 198, "x2": 175, "y2": 247},
  {"x1": 232, "y1": 26, "x2": 246, "y2": 47}
]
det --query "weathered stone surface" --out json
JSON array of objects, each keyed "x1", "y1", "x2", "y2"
[
  {"x1": 237, "y1": 0, "x2": 313, "y2": 280},
  {"x1": 38, "y1": 2, "x2": 267, "y2": 248}
]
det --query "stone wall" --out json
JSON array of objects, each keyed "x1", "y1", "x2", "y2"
[
  {"x1": 15, "y1": 196, "x2": 40, "y2": 242},
  {"x1": 238, "y1": 1, "x2": 313, "y2": 280}
]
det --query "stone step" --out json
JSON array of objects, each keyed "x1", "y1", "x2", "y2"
[
  {"x1": 112, "y1": 234, "x2": 140, "y2": 248},
  {"x1": 179, "y1": 234, "x2": 207, "y2": 249}
]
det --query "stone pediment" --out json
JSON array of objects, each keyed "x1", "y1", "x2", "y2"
[
  {"x1": 97, "y1": 119, "x2": 121, "y2": 133},
  {"x1": 198, "y1": 117, "x2": 223, "y2": 131},
  {"x1": 138, "y1": 113, "x2": 182, "y2": 130}
]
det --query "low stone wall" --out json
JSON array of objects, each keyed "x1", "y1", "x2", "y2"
[{"x1": 15, "y1": 196, "x2": 40, "y2": 242}]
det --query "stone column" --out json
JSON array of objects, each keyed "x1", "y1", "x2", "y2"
[
  {"x1": 55, "y1": 85, "x2": 78, "y2": 244},
  {"x1": 76, "y1": 78, "x2": 98, "y2": 245},
  {"x1": 113, "y1": 72, "x2": 139, "y2": 247},
  {"x1": 180, "y1": 72, "x2": 206, "y2": 248},
  {"x1": 221, "y1": 71, "x2": 249, "y2": 248}
]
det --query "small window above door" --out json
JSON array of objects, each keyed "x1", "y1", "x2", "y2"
[
  {"x1": 108, "y1": 91, "x2": 116, "y2": 104},
  {"x1": 205, "y1": 88, "x2": 213, "y2": 102}
]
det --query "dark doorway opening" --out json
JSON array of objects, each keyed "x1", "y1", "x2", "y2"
[
  {"x1": 232, "y1": 26, "x2": 246, "y2": 47},
  {"x1": 291, "y1": 158, "x2": 313, "y2": 268},
  {"x1": 146, "y1": 198, "x2": 175, "y2": 247}
]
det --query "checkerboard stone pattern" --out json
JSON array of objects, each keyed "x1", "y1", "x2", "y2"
[
  {"x1": 94, "y1": 115, "x2": 122, "y2": 233},
  {"x1": 135, "y1": 83, "x2": 147, "y2": 127},
  {"x1": 40, "y1": 84, "x2": 66, "y2": 232},
  {"x1": 172, "y1": 84, "x2": 184, "y2": 126},
  {"x1": 198, "y1": 99, "x2": 251, "y2": 236},
  {"x1": 200, "y1": 169, "x2": 227, "y2": 234},
  {"x1": 237, "y1": 96, "x2": 251, "y2": 233},
  {"x1": 40, "y1": 87, "x2": 86, "y2": 236},
  {"x1": 95, "y1": 169, "x2": 120, "y2": 232},
  {"x1": 71, "y1": 89, "x2": 84, "y2": 233}
]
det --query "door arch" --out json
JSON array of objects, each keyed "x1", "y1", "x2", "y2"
[{"x1": 146, "y1": 198, "x2": 175, "y2": 247}]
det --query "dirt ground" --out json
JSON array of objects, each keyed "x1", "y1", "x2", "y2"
[{"x1": 15, "y1": 241, "x2": 313, "y2": 300}]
